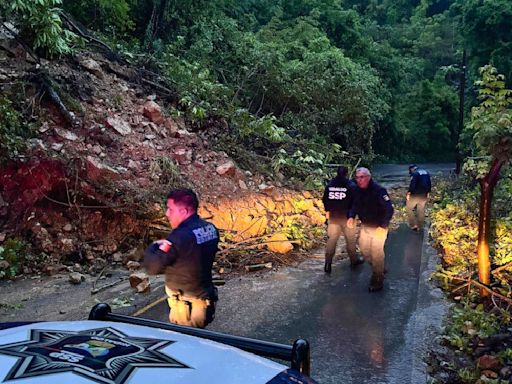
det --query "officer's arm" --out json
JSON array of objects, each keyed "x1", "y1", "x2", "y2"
[
  {"x1": 143, "y1": 241, "x2": 178, "y2": 275},
  {"x1": 347, "y1": 192, "x2": 358, "y2": 219},
  {"x1": 347, "y1": 204, "x2": 355, "y2": 219},
  {"x1": 408, "y1": 174, "x2": 417, "y2": 193},
  {"x1": 322, "y1": 186, "x2": 331, "y2": 212},
  {"x1": 378, "y1": 190, "x2": 394, "y2": 228},
  {"x1": 346, "y1": 191, "x2": 358, "y2": 228}
]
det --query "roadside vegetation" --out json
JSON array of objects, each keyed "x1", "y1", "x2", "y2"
[{"x1": 429, "y1": 66, "x2": 512, "y2": 383}]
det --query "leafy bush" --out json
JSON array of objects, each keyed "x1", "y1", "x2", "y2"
[
  {"x1": 430, "y1": 201, "x2": 479, "y2": 275},
  {"x1": 430, "y1": 172, "x2": 512, "y2": 295},
  {"x1": 4, "y1": 0, "x2": 77, "y2": 57},
  {"x1": 62, "y1": 0, "x2": 134, "y2": 36},
  {"x1": 0, "y1": 238, "x2": 26, "y2": 279},
  {"x1": 163, "y1": 53, "x2": 232, "y2": 120},
  {"x1": 271, "y1": 145, "x2": 344, "y2": 189},
  {"x1": 443, "y1": 303, "x2": 499, "y2": 353},
  {"x1": 0, "y1": 95, "x2": 33, "y2": 163}
]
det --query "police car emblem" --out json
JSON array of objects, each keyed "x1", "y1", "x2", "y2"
[{"x1": 0, "y1": 327, "x2": 187, "y2": 384}]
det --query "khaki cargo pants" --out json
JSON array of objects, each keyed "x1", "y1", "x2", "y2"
[
  {"x1": 165, "y1": 287, "x2": 215, "y2": 328},
  {"x1": 325, "y1": 215, "x2": 358, "y2": 264},
  {"x1": 358, "y1": 225, "x2": 388, "y2": 276},
  {"x1": 406, "y1": 194, "x2": 428, "y2": 229}
]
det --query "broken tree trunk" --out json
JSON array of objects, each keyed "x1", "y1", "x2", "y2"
[{"x1": 32, "y1": 72, "x2": 79, "y2": 127}]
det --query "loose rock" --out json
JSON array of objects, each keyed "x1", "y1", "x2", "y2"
[{"x1": 69, "y1": 272, "x2": 85, "y2": 284}]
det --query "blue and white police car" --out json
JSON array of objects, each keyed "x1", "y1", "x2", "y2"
[{"x1": 0, "y1": 304, "x2": 316, "y2": 384}]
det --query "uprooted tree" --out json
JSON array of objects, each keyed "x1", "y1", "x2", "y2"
[{"x1": 462, "y1": 65, "x2": 512, "y2": 296}]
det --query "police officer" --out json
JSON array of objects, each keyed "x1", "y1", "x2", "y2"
[
  {"x1": 322, "y1": 166, "x2": 361, "y2": 273},
  {"x1": 406, "y1": 164, "x2": 431, "y2": 231},
  {"x1": 347, "y1": 167, "x2": 393, "y2": 292},
  {"x1": 144, "y1": 188, "x2": 219, "y2": 328}
]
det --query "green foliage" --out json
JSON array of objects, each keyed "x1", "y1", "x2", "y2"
[
  {"x1": 54, "y1": 0, "x2": 512, "y2": 164},
  {"x1": 430, "y1": 198, "x2": 479, "y2": 280},
  {"x1": 4, "y1": 0, "x2": 77, "y2": 57},
  {"x1": 0, "y1": 95, "x2": 33, "y2": 163},
  {"x1": 431, "y1": 174, "x2": 512, "y2": 295},
  {"x1": 229, "y1": 110, "x2": 286, "y2": 142},
  {"x1": 162, "y1": 53, "x2": 232, "y2": 119},
  {"x1": 109, "y1": 296, "x2": 134, "y2": 309},
  {"x1": 400, "y1": 77, "x2": 458, "y2": 160},
  {"x1": 462, "y1": 66, "x2": 512, "y2": 161},
  {"x1": 0, "y1": 238, "x2": 26, "y2": 279},
  {"x1": 271, "y1": 145, "x2": 344, "y2": 189},
  {"x1": 459, "y1": 0, "x2": 512, "y2": 86},
  {"x1": 443, "y1": 302, "x2": 500, "y2": 352},
  {"x1": 462, "y1": 157, "x2": 491, "y2": 180},
  {"x1": 62, "y1": 0, "x2": 134, "y2": 36},
  {"x1": 457, "y1": 367, "x2": 477, "y2": 383}
]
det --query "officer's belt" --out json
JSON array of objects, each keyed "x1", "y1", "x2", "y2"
[{"x1": 167, "y1": 290, "x2": 212, "y2": 306}]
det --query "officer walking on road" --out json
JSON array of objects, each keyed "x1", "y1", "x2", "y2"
[
  {"x1": 347, "y1": 167, "x2": 394, "y2": 292},
  {"x1": 406, "y1": 164, "x2": 431, "y2": 232},
  {"x1": 144, "y1": 188, "x2": 219, "y2": 328},
  {"x1": 322, "y1": 166, "x2": 362, "y2": 274}
]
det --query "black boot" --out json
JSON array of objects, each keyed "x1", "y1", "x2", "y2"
[
  {"x1": 368, "y1": 273, "x2": 384, "y2": 292},
  {"x1": 324, "y1": 262, "x2": 332, "y2": 274}
]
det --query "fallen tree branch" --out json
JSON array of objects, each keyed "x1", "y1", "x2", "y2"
[
  {"x1": 140, "y1": 77, "x2": 175, "y2": 97},
  {"x1": 59, "y1": 12, "x2": 115, "y2": 56},
  {"x1": 492, "y1": 261, "x2": 512, "y2": 275},
  {"x1": 244, "y1": 262, "x2": 272, "y2": 272},
  {"x1": 91, "y1": 277, "x2": 127, "y2": 295},
  {"x1": 450, "y1": 276, "x2": 512, "y2": 305},
  {"x1": 105, "y1": 62, "x2": 177, "y2": 100},
  {"x1": 31, "y1": 72, "x2": 80, "y2": 127},
  {"x1": 42, "y1": 193, "x2": 125, "y2": 209},
  {"x1": 1, "y1": 22, "x2": 40, "y2": 64}
]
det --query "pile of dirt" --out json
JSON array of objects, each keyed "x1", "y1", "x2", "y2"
[{"x1": 0, "y1": 44, "x2": 292, "y2": 275}]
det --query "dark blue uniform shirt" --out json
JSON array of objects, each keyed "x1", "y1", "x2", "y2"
[
  {"x1": 349, "y1": 180, "x2": 394, "y2": 228},
  {"x1": 144, "y1": 213, "x2": 219, "y2": 299},
  {"x1": 409, "y1": 169, "x2": 431, "y2": 195},
  {"x1": 322, "y1": 176, "x2": 356, "y2": 219}
]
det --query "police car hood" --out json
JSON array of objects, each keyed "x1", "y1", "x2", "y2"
[{"x1": 0, "y1": 320, "x2": 315, "y2": 384}]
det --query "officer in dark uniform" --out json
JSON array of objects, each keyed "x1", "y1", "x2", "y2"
[
  {"x1": 144, "y1": 188, "x2": 219, "y2": 328},
  {"x1": 322, "y1": 166, "x2": 362, "y2": 273},
  {"x1": 348, "y1": 167, "x2": 393, "y2": 292},
  {"x1": 406, "y1": 164, "x2": 431, "y2": 231}
]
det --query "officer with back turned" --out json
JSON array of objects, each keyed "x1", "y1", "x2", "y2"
[
  {"x1": 406, "y1": 164, "x2": 431, "y2": 232},
  {"x1": 322, "y1": 166, "x2": 362, "y2": 274}
]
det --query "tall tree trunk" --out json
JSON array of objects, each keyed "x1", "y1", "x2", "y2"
[{"x1": 477, "y1": 158, "x2": 503, "y2": 296}]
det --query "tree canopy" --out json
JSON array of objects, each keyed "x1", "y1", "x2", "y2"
[{"x1": 2, "y1": 0, "x2": 512, "y2": 168}]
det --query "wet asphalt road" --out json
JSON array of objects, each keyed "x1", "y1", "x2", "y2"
[{"x1": 138, "y1": 164, "x2": 452, "y2": 383}]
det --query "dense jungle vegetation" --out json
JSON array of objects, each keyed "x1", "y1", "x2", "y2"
[
  {"x1": 2, "y1": 1, "x2": 512, "y2": 381},
  {"x1": 1, "y1": 0, "x2": 510, "y2": 179}
]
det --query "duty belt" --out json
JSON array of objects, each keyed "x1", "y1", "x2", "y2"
[{"x1": 168, "y1": 290, "x2": 213, "y2": 306}]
